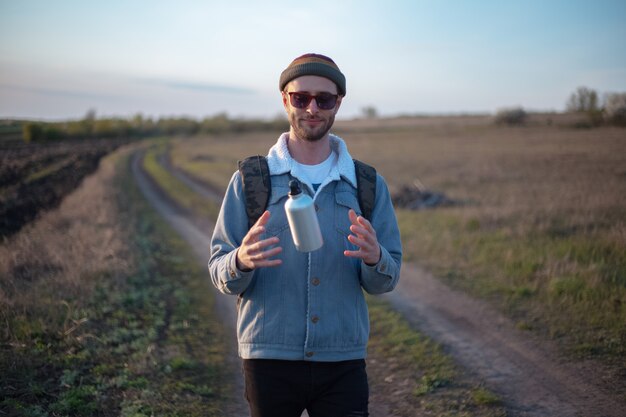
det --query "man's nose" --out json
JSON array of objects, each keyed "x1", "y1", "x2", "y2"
[{"x1": 306, "y1": 98, "x2": 319, "y2": 113}]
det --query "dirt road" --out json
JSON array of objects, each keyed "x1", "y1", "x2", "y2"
[
  {"x1": 132, "y1": 149, "x2": 625, "y2": 417},
  {"x1": 131, "y1": 152, "x2": 248, "y2": 416}
]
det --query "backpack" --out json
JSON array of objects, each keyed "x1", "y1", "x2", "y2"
[{"x1": 238, "y1": 155, "x2": 376, "y2": 228}]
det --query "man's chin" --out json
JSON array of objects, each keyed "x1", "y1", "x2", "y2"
[
  {"x1": 302, "y1": 132, "x2": 328, "y2": 142},
  {"x1": 296, "y1": 125, "x2": 329, "y2": 142}
]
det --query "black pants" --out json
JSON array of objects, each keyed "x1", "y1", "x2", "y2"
[{"x1": 243, "y1": 359, "x2": 369, "y2": 417}]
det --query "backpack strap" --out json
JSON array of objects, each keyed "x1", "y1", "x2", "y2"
[
  {"x1": 353, "y1": 159, "x2": 377, "y2": 222},
  {"x1": 238, "y1": 155, "x2": 271, "y2": 228},
  {"x1": 237, "y1": 155, "x2": 376, "y2": 227}
]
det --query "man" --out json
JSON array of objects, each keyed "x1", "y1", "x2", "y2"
[{"x1": 209, "y1": 53, "x2": 402, "y2": 417}]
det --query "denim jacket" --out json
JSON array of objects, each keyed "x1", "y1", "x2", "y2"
[{"x1": 209, "y1": 133, "x2": 402, "y2": 361}]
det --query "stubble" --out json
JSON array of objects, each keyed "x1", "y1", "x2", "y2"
[{"x1": 289, "y1": 112, "x2": 336, "y2": 142}]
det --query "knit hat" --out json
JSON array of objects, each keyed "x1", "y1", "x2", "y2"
[{"x1": 279, "y1": 53, "x2": 346, "y2": 96}]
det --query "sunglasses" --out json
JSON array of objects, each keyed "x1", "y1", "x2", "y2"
[{"x1": 287, "y1": 92, "x2": 339, "y2": 110}]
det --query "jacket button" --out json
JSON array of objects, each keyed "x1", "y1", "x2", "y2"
[
  {"x1": 306, "y1": 351, "x2": 315, "y2": 358},
  {"x1": 312, "y1": 278, "x2": 320, "y2": 286},
  {"x1": 311, "y1": 316, "x2": 319, "y2": 324},
  {"x1": 229, "y1": 270, "x2": 236, "y2": 278}
]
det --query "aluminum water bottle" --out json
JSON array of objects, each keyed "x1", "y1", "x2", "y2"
[{"x1": 284, "y1": 179, "x2": 323, "y2": 252}]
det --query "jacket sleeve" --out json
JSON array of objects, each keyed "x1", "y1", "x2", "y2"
[
  {"x1": 359, "y1": 174, "x2": 402, "y2": 294},
  {"x1": 208, "y1": 171, "x2": 255, "y2": 295}
]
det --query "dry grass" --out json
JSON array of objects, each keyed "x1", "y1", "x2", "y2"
[
  {"x1": 168, "y1": 121, "x2": 626, "y2": 234},
  {"x1": 1, "y1": 143, "x2": 229, "y2": 415},
  {"x1": 169, "y1": 131, "x2": 280, "y2": 190},
  {"x1": 0, "y1": 145, "x2": 133, "y2": 335}
]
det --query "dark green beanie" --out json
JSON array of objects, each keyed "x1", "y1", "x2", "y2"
[{"x1": 279, "y1": 53, "x2": 346, "y2": 96}]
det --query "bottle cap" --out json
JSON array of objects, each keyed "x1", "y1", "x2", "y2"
[{"x1": 288, "y1": 180, "x2": 302, "y2": 196}]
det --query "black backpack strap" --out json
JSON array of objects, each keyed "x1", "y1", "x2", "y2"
[
  {"x1": 238, "y1": 155, "x2": 271, "y2": 228},
  {"x1": 353, "y1": 159, "x2": 377, "y2": 222}
]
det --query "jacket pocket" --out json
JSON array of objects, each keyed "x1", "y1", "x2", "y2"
[
  {"x1": 334, "y1": 190, "x2": 362, "y2": 237},
  {"x1": 264, "y1": 188, "x2": 290, "y2": 237}
]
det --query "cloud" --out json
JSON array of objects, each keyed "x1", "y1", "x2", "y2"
[
  {"x1": 135, "y1": 78, "x2": 256, "y2": 95},
  {"x1": 0, "y1": 83, "x2": 121, "y2": 101}
]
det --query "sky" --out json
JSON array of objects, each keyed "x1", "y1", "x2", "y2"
[{"x1": 1, "y1": 0, "x2": 625, "y2": 121}]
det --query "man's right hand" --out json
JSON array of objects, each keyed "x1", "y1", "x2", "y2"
[{"x1": 236, "y1": 210, "x2": 283, "y2": 271}]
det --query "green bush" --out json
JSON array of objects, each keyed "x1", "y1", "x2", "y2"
[{"x1": 494, "y1": 107, "x2": 527, "y2": 126}]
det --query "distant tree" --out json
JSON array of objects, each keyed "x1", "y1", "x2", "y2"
[
  {"x1": 361, "y1": 106, "x2": 378, "y2": 119},
  {"x1": 84, "y1": 108, "x2": 97, "y2": 121},
  {"x1": 603, "y1": 92, "x2": 626, "y2": 126},
  {"x1": 201, "y1": 112, "x2": 231, "y2": 134},
  {"x1": 566, "y1": 87, "x2": 599, "y2": 113},
  {"x1": 566, "y1": 87, "x2": 603, "y2": 126},
  {"x1": 494, "y1": 107, "x2": 527, "y2": 126},
  {"x1": 22, "y1": 122, "x2": 44, "y2": 143},
  {"x1": 43, "y1": 125, "x2": 64, "y2": 141},
  {"x1": 81, "y1": 108, "x2": 97, "y2": 137},
  {"x1": 22, "y1": 122, "x2": 64, "y2": 142}
]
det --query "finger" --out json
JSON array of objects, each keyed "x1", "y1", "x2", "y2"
[
  {"x1": 350, "y1": 227, "x2": 377, "y2": 249},
  {"x1": 256, "y1": 259, "x2": 283, "y2": 267},
  {"x1": 348, "y1": 210, "x2": 371, "y2": 240},
  {"x1": 263, "y1": 246, "x2": 283, "y2": 258},
  {"x1": 344, "y1": 244, "x2": 380, "y2": 265},
  {"x1": 250, "y1": 248, "x2": 283, "y2": 267},
  {"x1": 348, "y1": 235, "x2": 377, "y2": 258},
  {"x1": 256, "y1": 210, "x2": 271, "y2": 227},
  {"x1": 356, "y1": 215, "x2": 374, "y2": 231},
  {"x1": 348, "y1": 209, "x2": 358, "y2": 225},
  {"x1": 251, "y1": 245, "x2": 282, "y2": 260},
  {"x1": 350, "y1": 224, "x2": 369, "y2": 238},
  {"x1": 349, "y1": 210, "x2": 375, "y2": 235},
  {"x1": 243, "y1": 221, "x2": 269, "y2": 244},
  {"x1": 343, "y1": 249, "x2": 365, "y2": 259},
  {"x1": 250, "y1": 236, "x2": 280, "y2": 252},
  {"x1": 348, "y1": 233, "x2": 369, "y2": 248}
]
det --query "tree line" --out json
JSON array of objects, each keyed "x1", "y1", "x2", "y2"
[
  {"x1": 495, "y1": 87, "x2": 626, "y2": 126},
  {"x1": 20, "y1": 112, "x2": 290, "y2": 143},
  {"x1": 13, "y1": 85, "x2": 626, "y2": 141}
]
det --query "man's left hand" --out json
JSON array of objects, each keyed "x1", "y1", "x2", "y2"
[{"x1": 344, "y1": 209, "x2": 381, "y2": 266}]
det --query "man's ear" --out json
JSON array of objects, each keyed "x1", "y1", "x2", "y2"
[
  {"x1": 334, "y1": 96, "x2": 343, "y2": 113},
  {"x1": 282, "y1": 91, "x2": 289, "y2": 110}
]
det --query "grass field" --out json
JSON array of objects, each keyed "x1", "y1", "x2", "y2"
[{"x1": 168, "y1": 118, "x2": 626, "y2": 368}]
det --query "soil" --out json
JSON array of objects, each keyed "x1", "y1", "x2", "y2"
[
  {"x1": 131, "y1": 148, "x2": 626, "y2": 417},
  {"x1": 0, "y1": 140, "x2": 124, "y2": 238}
]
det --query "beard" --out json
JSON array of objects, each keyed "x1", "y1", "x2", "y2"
[{"x1": 289, "y1": 112, "x2": 336, "y2": 142}]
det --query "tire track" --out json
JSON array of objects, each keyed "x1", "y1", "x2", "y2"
[
  {"x1": 385, "y1": 263, "x2": 625, "y2": 416},
  {"x1": 131, "y1": 150, "x2": 248, "y2": 416}
]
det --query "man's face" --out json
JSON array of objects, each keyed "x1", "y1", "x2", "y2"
[{"x1": 282, "y1": 75, "x2": 342, "y2": 142}]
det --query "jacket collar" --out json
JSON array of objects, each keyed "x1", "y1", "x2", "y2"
[{"x1": 266, "y1": 132, "x2": 358, "y2": 189}]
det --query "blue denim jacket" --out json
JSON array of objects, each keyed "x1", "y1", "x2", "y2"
[{"x1": 209, "y1": 133, "x2": 402, "y2": 361}]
